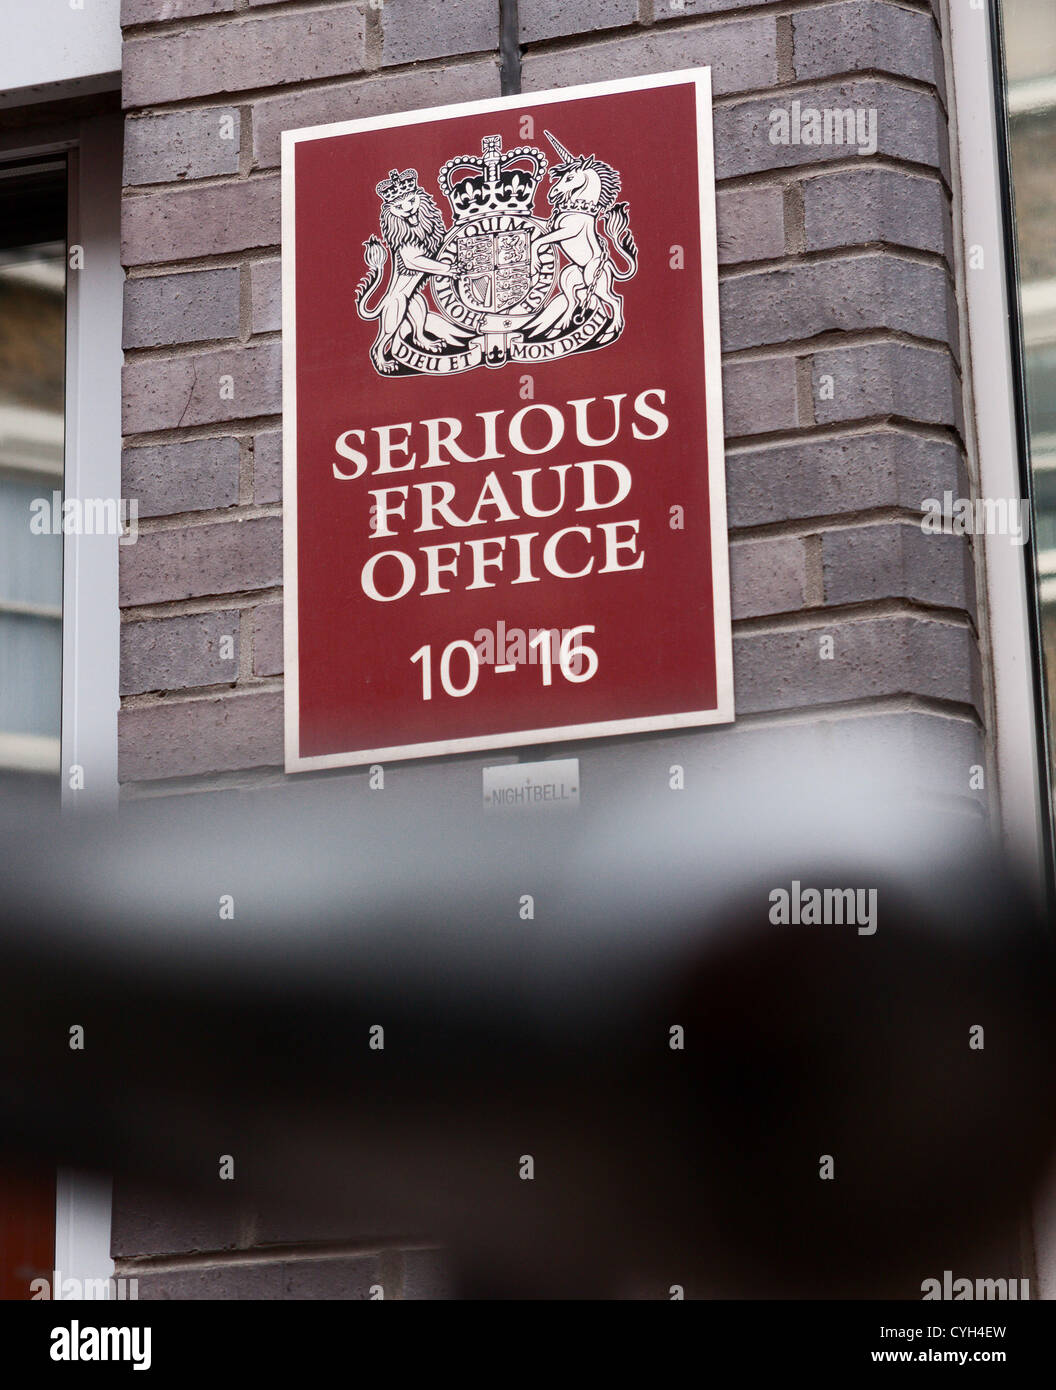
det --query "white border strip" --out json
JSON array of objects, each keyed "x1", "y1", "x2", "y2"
[
  {"x1": 61, "y1": 116, "x2": 123, "y2": 815},
  {"x1": 281, "y1": 68, "x2": 733, "y2": 773},
  {"x1": 944, "y1": 0, "x2": 1052, "y2": 1301},
  {"x1": 57, "y1": 112, "x2": 122, "y2": 1293},
  {"x1": 54, "y1": 1172, "x2": 114, "y2": 1298},
  {"x1": 945, "y1": 5, "x2": 1046, "y2": 884}
]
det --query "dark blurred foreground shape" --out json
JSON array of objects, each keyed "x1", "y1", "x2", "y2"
[{"x1": 0, "y1": 742, "x2": 1054, "y2": 1298}]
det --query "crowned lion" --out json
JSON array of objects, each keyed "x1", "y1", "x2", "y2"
[{"x1": 356, "y1": 168, "x2": 469, "y2": 374}]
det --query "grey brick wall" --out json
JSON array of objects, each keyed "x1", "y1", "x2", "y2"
[{"x1": 117, "y1": 0, "x2": 988, "y2": 1296}]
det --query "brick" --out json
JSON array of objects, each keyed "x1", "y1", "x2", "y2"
[
  {"x1": 819, "y1": 713, "x2": 984, "y2": 804},
  {"x1": 123, "y1": 178, "x2": 280, "y2": 265},
  {"x1": 282, "y1": 1255, "x2": 378, "y2": 1299},
  {"x1": 651, "y1": 0, "x2": 780, "y2": 16},
  {"x1": 111, "y1": 1178, "x2": 242, "y2": 1257},
  {"x1": 793, "y1": 0, "x2": 945, "y2": 99},
  {"x1": 252, "y1": 603, "x2": 283, "y2": 676},
  {"x1": 801, "y1": 168, "x2": 952, "y2": 260},
  {"x1": 122, "y1": 342, "x2": 281, "y2": 434},
  {"x1": 821, "y1": 524, "x2": 976, "y2": 615},
  {"x1": 123, "y1": 6, "x2": 368, "y2": 107},
  {"x1": 725, "y1": 430, "x2": 969, "y2": 530},
  {"x1": 519, "y1": 0, "x2": 637, "y2": 44},
  {"x1": 717, "y1": 184, "x2": 785, "y2": 265},
  {"x1": 403, "y1": 1249, "x2": 454, "y2": 1300},
  {"x1": 123, "y1": 437, "x2": 241, "y2": 518},
  {"x1": 251, "y1": 61, "x2": 501, "y2": 170},
  {"x1": 810, "y1": 343, "x2": 962, "y2": 433},
  {"x1": 382, "y1": 0, "x2": 497, "y2": 66},
  {"x1": 122, "y1": 0, "x2": 234, "y2": 23},
  {"x1": 250, "y1": 258, "x2": 281, "y2": 335},
  {"x1": 713, "y1": 81, "x2": 948, "y2": 182},
  {"x1": 729, "y1": 536, "x2": 807, "y2": 619},
  {"x1": 120, "y1": 516, "x2": 282, "y2": 605},
  {"x1": 712, "y1": 710, "x2": 984, "y2": 806},
  {"x1": 732, "y1": 615, "x2": 982, "y2": 716},
  {"x1": 123, "y1": 268, "x2": 240, "y2": 349},
  {"x1": 647, "y1": 0, "x2": 944, "y2": 30},
  {"x1": 521, "y1": 15, "x2": 777, "y2": 97},
  {"x1": 250, "y1": 1202, "x2": 363, "y2": 1246},
  {"x1": 252, "y1": 431, "x2": 283, "y2": 504},
  {"x1": 121, "y1": 611, "x2": 241, "y2": 695},
  {"x1": 807, "y1": 712, "x2": 986, "y2": 803},
  {"x1": 581, "y1": 709, "x2": 983, "y2": 817},
  {"x1": 118, "y1": 689, "x2": 284, "y2": 780},
  {"x1": 124, "y1": 109, "x2": 241, "y2": 186},
  {"x1": 720, "y1": 255, "x2": 957, "y2": 354},
  {"x1": 722, "y1": 355, "x2": 800, "y2": 438},
  {"x1": 134, "y1": 1263, "x2": 284, "y2": 1299}
]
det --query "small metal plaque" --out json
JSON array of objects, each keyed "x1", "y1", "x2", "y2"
[{"x1": 483, "y1": 759, "x2": 580, "y2": 813}]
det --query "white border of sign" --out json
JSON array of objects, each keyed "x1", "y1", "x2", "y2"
[{"x1": 281, "y1": 68, "x2": 732, "y2": 773}]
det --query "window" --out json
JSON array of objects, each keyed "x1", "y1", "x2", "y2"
[
  {"x1": 0, "y1": 158, "x2": 68, "y2": 1297},
  {"x1": 0, "y1": 114, "x2": 121, "y2": 1296},
  {"x1": 0, "y1": 158, "x2": 66, "y2": 783},
  {"x1": 1003, "y1": 0, "x2": 1056, "y2": 802}
]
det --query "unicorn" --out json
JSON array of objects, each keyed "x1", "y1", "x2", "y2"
[{"x1": 525, "y1": 130, "x2": 639, "y2": 344}]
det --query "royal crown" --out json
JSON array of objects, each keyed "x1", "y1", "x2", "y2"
[
  {"x1": 376, "y1": 168, "x2": 420, "y2": 202},
  {"x1": 437, "y1": 136, "x2": 547, "y2": 220}
]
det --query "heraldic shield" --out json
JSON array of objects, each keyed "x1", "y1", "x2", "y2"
[{"x1": 355, "y1": 130, "x2": 639, "y2": 377}]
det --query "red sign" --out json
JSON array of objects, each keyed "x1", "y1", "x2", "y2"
[{"x1": 282, "y1": 69, "x2": 733, "y2": 772}]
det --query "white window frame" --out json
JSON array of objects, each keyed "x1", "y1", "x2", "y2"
[
  {"x1": 0, "y1": 0, "x2": 122, "y2": 110},
  {"x1": 944, "y1": 0, "x2": 1054, "y2": 1298},
  {"x1": 945, "y1": 0, "x2": 1048, "y2": 884},
  {"x1": 0, "y1": 109, "x2": 122, "y2": 1295},
  {"x1": 61, "y1": 115, "x2": 123, "y2": 815}
]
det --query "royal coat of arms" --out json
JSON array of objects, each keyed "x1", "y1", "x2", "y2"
[{"x1": 355, "y1": 131, "x2": 639, "y2": 376}]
